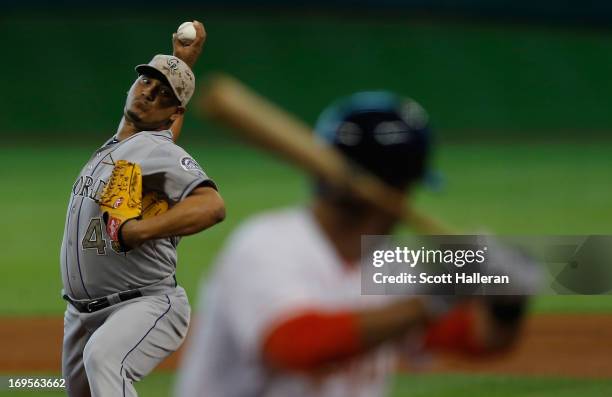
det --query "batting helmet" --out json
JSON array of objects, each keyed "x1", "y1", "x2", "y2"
[{"x1": 314, "y1": 91, "x2": 432, "y2": 189}]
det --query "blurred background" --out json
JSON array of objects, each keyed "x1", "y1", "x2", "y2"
[{"x1": 1, "y1": 1, "x2": 611, "y2": 395}]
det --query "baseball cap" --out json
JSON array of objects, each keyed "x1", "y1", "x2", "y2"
[
  {"x1": 135, "y1": 55, "x2": 195, "y2": 107},
  {"x1": 315, "y1": 91, "x2": 434, "y2": 189}
]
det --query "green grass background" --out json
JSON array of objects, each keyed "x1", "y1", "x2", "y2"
[
  {"x1": 1, "y1": 142, "x2": 610, "y2": 315},
  {"x1": 2, "y1": 15, "x2": 612, "y2": 316}
]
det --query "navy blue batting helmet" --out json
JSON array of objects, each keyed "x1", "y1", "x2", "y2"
[{"x1": 315, "y1": 91, "x2": 432, "y2": 189}]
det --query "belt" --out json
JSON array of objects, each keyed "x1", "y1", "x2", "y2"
[
  {"x1": 62, "y1": 273, "x2": 177, "y2": 314},
  {"x1": 63, "y1": 290, "x2": 142, "y2": 313}
]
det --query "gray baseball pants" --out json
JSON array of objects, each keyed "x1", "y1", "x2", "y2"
[{"x1": 62, "y1": 286, "x2": 190, "y2": 397}]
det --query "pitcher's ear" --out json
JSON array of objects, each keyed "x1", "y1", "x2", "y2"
[{"x1": 171, "y1": 107, "x2": 185, "y2": 121}]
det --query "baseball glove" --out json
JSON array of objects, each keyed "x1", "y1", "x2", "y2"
[
  {"x1": 99, "y1": 160, "x2": 170, "y2": 251},
  {"x1": 142, "y1": 190, "x2": 169, "y2": 218},
  {"x1": 99, "y1": 160, "x2": 143, "y2": 251}
]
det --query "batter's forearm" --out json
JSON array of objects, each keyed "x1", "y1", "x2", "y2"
[
  {"x1": 263, "y1": 299, "x2": 430, "y2": 371},
  {"x1": 121, "y1": 186, "x2": 225, "y2": 248}
]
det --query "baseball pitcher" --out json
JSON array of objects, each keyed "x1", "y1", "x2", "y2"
[{"x1": 59, "y1": 21, "x2": 225, "y2": 397}]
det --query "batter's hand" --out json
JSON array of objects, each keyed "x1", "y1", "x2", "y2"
[{"x1": 173, "y1": 20, "x2": 206, "y2": 69}]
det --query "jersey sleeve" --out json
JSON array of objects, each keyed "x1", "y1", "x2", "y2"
[{"x1": 139, "y1": 143, "x2": 217, "y2": 203}]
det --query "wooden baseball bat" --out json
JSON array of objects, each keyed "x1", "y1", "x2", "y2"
[{"x1": 198, "y1": 73, "x2": 455, "y2": 235}]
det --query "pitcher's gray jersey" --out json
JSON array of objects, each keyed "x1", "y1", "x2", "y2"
[{"x1": 60, "y1": 129, "x2": 215, "y2": 300}]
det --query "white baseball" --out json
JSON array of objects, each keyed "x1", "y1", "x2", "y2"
[{"x1": 177, "y1": 21, "x2": 197, "y2": 45}]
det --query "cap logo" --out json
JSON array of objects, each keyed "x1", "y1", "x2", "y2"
[{"x1": 167, "y1": 58, "x2": 179, "y2": 73}]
